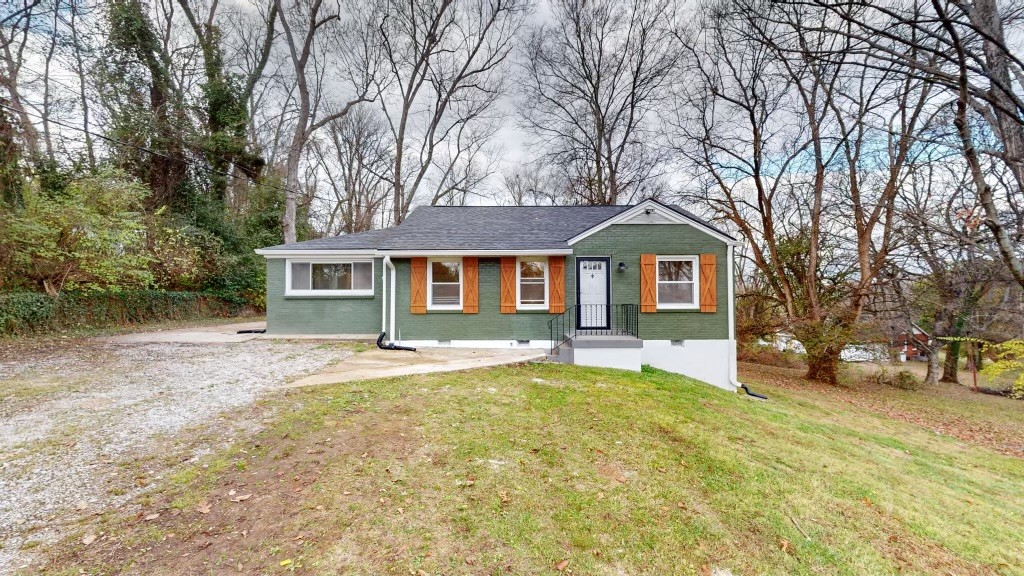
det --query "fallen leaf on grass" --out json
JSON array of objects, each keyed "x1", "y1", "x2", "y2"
[
  {"x1": 499, "y1": 490, "x2": 510, "y2": 504},
  {"x1": 555, "y1": 559, "x2": 569, "y2": 571},
  {"x1": 82, "y1": 534, "x2": 97, "y2": 546},
  {"x1": 196, "y1": 502, "x2": 211, "y2": 514},
  {"x1": 144, "y1": 513, "x2": 160, "y2": 521},
  {"x1": 614, "y1": 474, "x2": 627, "y2": 483},
  {"x1": 780, "y1": 539, "x2": 793, "y2": 554},
  {"x1": 280, "y1": 559, "x2": 293, "y2": 566},
  {"x1": 230, "y1": 493, "x2": 252, "y2": 502}
]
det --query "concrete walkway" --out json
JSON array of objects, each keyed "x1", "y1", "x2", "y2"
[{"x1": 285, "y1": 347, "x2": 547, "y2": 388}]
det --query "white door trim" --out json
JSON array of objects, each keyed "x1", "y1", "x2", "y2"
[{"x1": 576, "y1": 256, "x2": 610, "y2": 330}]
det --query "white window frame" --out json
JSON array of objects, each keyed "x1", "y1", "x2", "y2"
[
  {"x1": 516, "y1": 257, "x2": 549, "y2": 310},
  {"x1": 656, "y1": 255, "x2": 700, "y2": 310},
  {"x1": 427, "y1": 257, "x2": 463, "y2": 311},
  {"x1": 285, "y1": 258, "x2": 374, "y2": 297}
]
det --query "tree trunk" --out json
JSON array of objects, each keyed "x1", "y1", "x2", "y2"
[
  {"x1": 795, "y1": 319, "x2": 851, "y2": 385},
  {"x1": 941, "y1": 343, "x2": 960, "y2": 384},
  {"x1": 924, "y1": 348, "x2": 940, "y2": 385},
  {"x1": 804, "y1": 343, "x2": 842, "y2": 385},
  {"x1": 281, "y1": 133, "x2": 303, "y2": 244}
]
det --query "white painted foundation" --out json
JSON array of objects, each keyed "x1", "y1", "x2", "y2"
[
  {"x1": 395, "y1": 338, "x2": 738, "y2": 391},
  {"x1": 572, "y1": 346, "x2": 642, "y2": 372},
  {"x1": 641, "y1": 339, "x2": 737, "y2": 391}
]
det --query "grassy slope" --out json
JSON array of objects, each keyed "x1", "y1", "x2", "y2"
[{"x1": 45, "y1": 363, "x2": 1024, "y2": 576}]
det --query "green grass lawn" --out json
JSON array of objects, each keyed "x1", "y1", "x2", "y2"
[{"x1": 45, "y1": 362, "x2": 1024, "y2": 575}]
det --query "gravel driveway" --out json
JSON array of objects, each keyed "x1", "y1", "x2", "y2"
[{"x1": 0, "y1": 336, "x2": 351, "y2": 574}]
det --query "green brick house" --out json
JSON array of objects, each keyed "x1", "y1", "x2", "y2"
[{"x1": 256, "y1": 199, "x2": 741, "y2": 391}]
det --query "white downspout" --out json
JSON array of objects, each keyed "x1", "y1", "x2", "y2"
[
  {"x1": 727, "y1": 243, "x2": 742, "y2": 392},
  {"x1": 381, "y1": 256, "x2": 388, "y2": 335},
  {"x1": 384, "y1": 255, "x2": 396, "y2": 343}
]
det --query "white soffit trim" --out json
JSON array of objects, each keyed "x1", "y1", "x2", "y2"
[
  {"x1": 255, "y1": 249, "x2": 377, "y2": 258},
  {"x1": 256, "y1": 248, "x2": 574, "y2": 258},
  {"x1": 566, "y1": 199, "x2": 740, "y2": 246},
  {"x1": 379, "y1": 249, "x2": 573, "y2": 257}
]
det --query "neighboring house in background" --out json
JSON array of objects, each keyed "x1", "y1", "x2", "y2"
[
  {"x1": 893, "y1": 324, "x2": 932, "y2": 361},
  {"x1": 762, "y1": 332, "x2": 889, "y2": 362},
  {"x1": 255, "y1": 199, "x2": 741, "y2": 391}
]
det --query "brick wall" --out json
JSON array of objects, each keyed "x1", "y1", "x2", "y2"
[
  {"x1": 265, "y1": 258, "x2": 383, "y2": 335},
  {"x1": 264, "y1": 223, "x2": 731, "y2": 341},
  {"x1": 569, "y1": 224, "x2": 729, "y2": 340}
]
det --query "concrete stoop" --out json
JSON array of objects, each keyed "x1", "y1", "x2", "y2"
[{"x1": 550, "y1": 335, "x2": 643, "y2": 372}]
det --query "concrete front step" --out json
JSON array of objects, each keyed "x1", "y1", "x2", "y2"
[
  {"x1": 549, "y1": 335, "x2": 642, "y2": 371},
  {"x1": 567, "y1": 335, "x2": 643, "y2": 349}
]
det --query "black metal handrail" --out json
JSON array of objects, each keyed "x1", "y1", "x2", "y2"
[{"x1": 548, "y1": 304, "x2": 640, "y2": 354}]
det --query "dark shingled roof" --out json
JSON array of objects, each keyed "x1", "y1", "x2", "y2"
[
  {"x1": 380, "y1": 205, "x2": 629, "y2": 250},
  {"x1": 258, "y1": 202, "x2": 734, "y2": 251}
]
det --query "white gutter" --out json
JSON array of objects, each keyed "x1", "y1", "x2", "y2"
[
  {"x1": 727, "y1": 243, "x2": 742, "y2": 392},
  {"x1": 381, "y1": 255, "x2": 388, "y2": 334},
  {"x1": 384, "y1": 255, "x2": 396, "y2": 342}
]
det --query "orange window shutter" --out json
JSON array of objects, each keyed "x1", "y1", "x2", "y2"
[
  {"x1": 463, "y1": 257, "x2": 479, "y2": 314},
  {"x1": 410, "y1": 257, "x2": 427, "y2": 314},
  {"x1": 548, "y1": 256, "x2": 565, "y2": 313},
  {"x1": 700, "y1": 253, "x2": 717, "y2": 313},
  {"x1": 640, "y1": 254, "x2": 657, "y2": 313},
  {"x1": 500, "y1": 257, "x2": 517, "y2": 314}
]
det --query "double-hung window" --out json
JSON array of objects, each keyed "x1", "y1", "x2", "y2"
[
  {"x1": 517, "y1": 258, "x2": 548, "y2": 310},
  {"x1": 656, "y1": 256, "x2": 698, "y2": 309},
  {"x1": 428, "y1": 258, "x2": 462, "y2": 310},
  {"x1": 287, "y1": 260, "x2": 373, "y2": 296}
]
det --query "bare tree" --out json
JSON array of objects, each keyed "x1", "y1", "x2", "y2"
[
  {"x1": 519, "y1": 0, "x2": 678, "y2": 205},
  {"x1": 673, "y1": 0, "x2": 934, "y2": 383},
  {"x1": 879, "y1": 154, "x2": 1004, "y2": 384},
  {"x1": 0, "y1": 0, "x2": 44, "y2": 158},
  {"x1": 790, "y1": 0, "x2": 1024, "y2": 292},
  {"x1": 64, "y1": 0, "x2": 97, "y2": 169},
  {"x1": 311, "y1": 106, "x2": 392, "y2": 234},
  {"x1": 361, "y1": 0, "x2": 528, "y2": 224},
  {"x1": 275, "y1": 0, "x2": 376, "y2": 243}
]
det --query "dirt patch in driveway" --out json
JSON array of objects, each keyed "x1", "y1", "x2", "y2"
[{"x1": 0, "y1": 337, "x2": 352, "y2": 574}]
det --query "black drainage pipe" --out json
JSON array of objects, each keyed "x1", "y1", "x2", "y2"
[
  {"x1": 377, "y1": 332, "x2": 416, "y2": 352},
  {"x1": 236, "y1": 329, "x2": 266, "y2": 334},
  {"x1": 740, "y1": 383, "x2": 768, "y2": 400}
]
